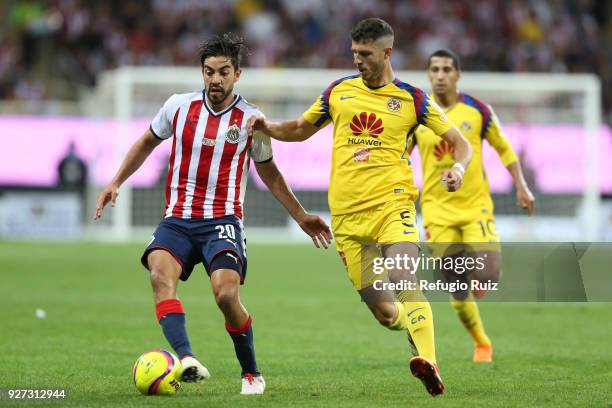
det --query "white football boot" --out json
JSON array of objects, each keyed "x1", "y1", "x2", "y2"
[
  {"x1": 241, "y1": 374, "x2": 265, "y2": 395},
  {"x1": 180, "y1": 356, "x2": 210, "y2": 383}
]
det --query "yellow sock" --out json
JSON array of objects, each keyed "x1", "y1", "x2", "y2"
[
  {"x1": 402, "y1": 300, "x2": 436, "y2": 363},
  {"x1": 450, "y1": 296, "x2": 491, "y2": 346},
  {"x1": 389, "y1": 302, "x2": 409, "y2": 331},
  {"x1": 389, "y1": 290, "x2": 437, "y2": 363}
]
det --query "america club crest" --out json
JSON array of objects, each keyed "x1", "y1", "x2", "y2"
[
  {"x1": 225, "y1": 124, "x2": 242, "y2": 144},
  {"x1": 460, "y1": 120, "x2": 472, "y2": 133},
  {"x1": 387, "y1": 98, "x2": 401, "y2": 112}
]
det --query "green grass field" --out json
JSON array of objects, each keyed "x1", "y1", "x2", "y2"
[{"x1": 1, "y1": 242, "x2": 610, "y2": 407}]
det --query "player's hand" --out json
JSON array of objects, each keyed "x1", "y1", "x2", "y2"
[
  {"x1": 516, "y1": 184, "x2": 535, "y2": 216},
  {"x1": 441, "y1": 168, "x2": 463, "y2": 192},
  {"x1": 246, "y1": 114, "x2": 267, "y2": 138},
  {"x1": 93, "y1": 183, "x2": 119, "y2": 220},
  {"x1": 297, "y1": 213, "x2": 333, "y2": 249}
]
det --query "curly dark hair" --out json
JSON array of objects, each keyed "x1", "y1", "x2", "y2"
[
  {"x1": 350, "y1": 18, "x2": 394, "y2": 43},
  {"x1": 199, "y1": 33, "x2": 247, "y2": 70}
]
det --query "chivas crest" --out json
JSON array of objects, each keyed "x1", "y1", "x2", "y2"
[{"x1": 225, "y1": 124, "x2": 242, "y2": 144}]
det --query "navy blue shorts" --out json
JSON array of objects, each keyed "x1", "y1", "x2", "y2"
[{"x1": 141, "y1": 215, "x2": 247, "y2": 283}]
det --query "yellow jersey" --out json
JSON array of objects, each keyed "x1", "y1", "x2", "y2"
[
  {"x1": 303, "y1": 75, "x2": 452, "y2": 215},
  {"x1": 412, "y1": 93, "x2": 518, "y2": 226}
]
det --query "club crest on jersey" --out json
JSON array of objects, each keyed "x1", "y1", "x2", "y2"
[
  {"x1": 387, "y1": 98, "x2": 401, "y2": 112},
  {"x1": 460, "y1": 120, "x2": 472, "y2": 133},
  {"x1": 225, "y1": 124, "x2": 242, "y2": 144}
]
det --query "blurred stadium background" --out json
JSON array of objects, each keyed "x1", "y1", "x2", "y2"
[
  {"x1": 1, "y1": 3, "x2": 611, "y2": 406},
  {"x1": 1, "y1": 0, "x2": 611, "y2": 243}
]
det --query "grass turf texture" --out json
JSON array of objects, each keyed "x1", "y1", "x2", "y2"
[{"x1": 0, "y1": 242, "x2": 610, "y2": 407}]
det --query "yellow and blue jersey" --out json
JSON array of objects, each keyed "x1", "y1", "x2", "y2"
[
  {"x1": 303, "y1": 75, "x2": 453, "y2": 215},
  {"x1": 412, "y1": 93, "x2": 518, "y2": 226}
]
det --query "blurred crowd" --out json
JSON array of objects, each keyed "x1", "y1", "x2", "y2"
[{"x1": 1, "y1": 0, "x2": 610, "y2": 119}]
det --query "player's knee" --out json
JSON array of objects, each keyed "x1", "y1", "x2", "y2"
[
  {"x1": 149, "y1": 268, "x2": 173, "y2": 291},
  {"x1": 472, "y1": 264, "x2": 501, "y2": 285},
  {"x1": 148, "y1": 259, "x2": 178, "y2": 292},
  {"x1": 376, "y1": 313, "x2": 395, "y2": 327},
  {"x1": 368, "y1": 304, "x2": 395, "y2": 327},
  {"x1": 212, "y1": 281, "x2": 239, "y2": 309},
  {"x1": 451, "y1": 290, "x2": 470, "y2": 302},
  {"x1": 470, "y1": 251, "x2": 501, "y2": 283}
]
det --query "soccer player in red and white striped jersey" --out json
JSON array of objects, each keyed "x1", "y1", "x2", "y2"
[{"x1": 94, "y1": 34, "x2": 332, "y2": 395}]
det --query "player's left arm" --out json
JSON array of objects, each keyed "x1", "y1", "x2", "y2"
[
  {"x1": 485, "y1": 108, "x2": 535, "y2": 215},
  {"x1": 254, "y1": 159, "x2": 332, "y2": 249}
]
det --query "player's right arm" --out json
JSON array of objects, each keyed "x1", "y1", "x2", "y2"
[
  {"x1": 94, "y1": 128, "x2": 162, "y2": 220},
  {"x1": 484, "y1": 106, "x2": 535, "y2": 215},
  {"x1": 247, "y1": 82, "x2": 334, "y2": 142},
  {"x1": 247, "y1": 115, "x2": 319, "y2": 142},
  {"x1": 439, "y1": 126, "x2": 472, "y2": 192},
  {"x1": 95, "y1": 93, "x2": 178, "y2": 220},
  {"x1": 419, "y1": 95, "x2": 472, "y2": 192}
]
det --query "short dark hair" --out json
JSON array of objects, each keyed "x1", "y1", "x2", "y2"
[
  {"x1": 199, "y1": 33, "x2": 246, "y2": 70},
  {"x1": 350, "y1": 18, "x2": 394, "y2": 43},
  {"x1": 428, "y1": 49, "x2": 461, "y2": 70}
]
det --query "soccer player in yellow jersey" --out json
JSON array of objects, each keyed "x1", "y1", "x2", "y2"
[
  {"x1": 409, "y1": 49, "x2": 535, "y2": 363},
  {"x1": 248, "y1": 19, "x2": 472, "y2": 397}
]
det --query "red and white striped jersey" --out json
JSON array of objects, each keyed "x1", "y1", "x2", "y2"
[{"x1": 150, "y1": 91, "x2": 272, "y2": 220}]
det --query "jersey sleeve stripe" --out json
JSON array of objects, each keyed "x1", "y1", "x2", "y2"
[
  {"x1": 253, "y1": 156, "x2": 273, "y2": 164},
  {"x1": 401, "y1": 124, "x2": 419, "y2": 162},
  {"x1": 313, "y1": 113, "x2": 330, "y2": 127},
  {"x1": 459, "y1": 93, "x2": 492, "y2": 139},
  {"x1": 392, "y1": 79, "x2": 430, "y2": 125},
  {"x1": 149, "y1": 125, "x2": 164, "y2": 140},
  {"x1": 315, "y1": 74, "x2": 359, "y2": 126}
]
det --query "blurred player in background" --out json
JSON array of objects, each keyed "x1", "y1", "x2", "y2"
[
  {"x1": 409, "y1": 49, "x2": 535, "y2": 363},
  {"x1": 94, "y1": 34, "x2": 331, "y2": 395},
  {"x1": 249, "y1": 18, "x2": 472, "y2": 397}
]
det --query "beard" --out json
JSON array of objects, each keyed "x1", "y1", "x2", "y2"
[
  {"x1": 206, "y1": 86, "x2": 233, "y2": 105},
  {"x1": 360, "y1": 63, "x2": 383, "y2": 84}
]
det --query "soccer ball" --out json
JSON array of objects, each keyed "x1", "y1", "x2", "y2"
[{"x1": 132, "y1": 349, "x2": 182, "y2": 395}]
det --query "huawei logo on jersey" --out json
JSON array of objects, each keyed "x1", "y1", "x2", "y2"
[
  {"x1": 433, "y1": 140, "x2": 454, "y2": 161},
  {"x1": 350, "y1": 112, "x2": 383, "y2": 138}
]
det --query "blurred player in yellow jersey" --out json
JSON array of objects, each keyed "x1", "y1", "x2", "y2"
[
  {"x1": 248, "y1": 19, "x2": 472, "y2": 397},
  {"x1": 409, "y1": 49, "x2": 535, "y2": 363}
]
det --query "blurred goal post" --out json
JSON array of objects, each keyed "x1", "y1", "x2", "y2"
[{"x1": 90, "y1": 67, "x2": 602, "y2": 242}]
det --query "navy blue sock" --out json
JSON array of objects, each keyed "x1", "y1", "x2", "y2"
[
  {"x1": 226, "y1": 316, "x2": 260, "y2": 376},
  {"x1": 156, "y1": 299, "x2": 193, "y2": 359}
]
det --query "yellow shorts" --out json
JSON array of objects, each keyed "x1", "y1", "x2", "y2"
[
  {"x1": 332, "y1": 199, "x2": 419, "y2": 290},
  {"x1": 424, "y1": 216, "x2": 501, "y2": 257}
]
